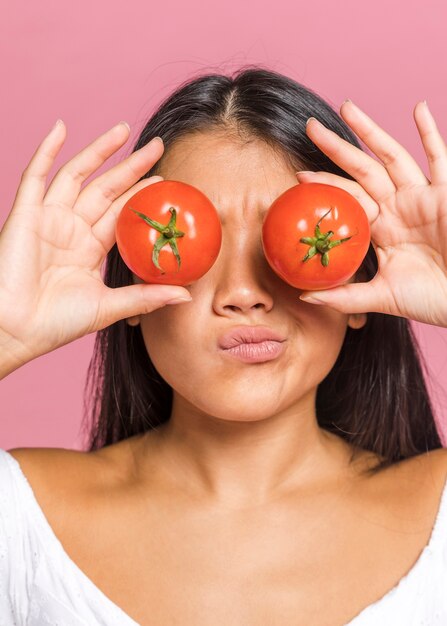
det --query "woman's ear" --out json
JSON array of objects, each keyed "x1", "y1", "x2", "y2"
[
  {"x1": 347, "y1": 312, "x2": 367, "y2": 329},
  {"x1": 126, "y1": 315, "x2": 141, "y2": 327}
]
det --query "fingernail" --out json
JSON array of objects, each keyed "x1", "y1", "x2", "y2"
[
  {"x1": 299, "y1": 295, "x2": 326, "y2": 305},
  {"x1": 296, "y1": 171, "x2": 315, "y2": 176},
  {"x1": 306, "y1": 117, "x2": 318, "y2": 126},
  {"x1": 342, "y1": 98, "x2": 353, "y2": 105},
  {"x1": 52, "y1": 119, "x2": 63, "y2": 130},
  {"x1": 152, "y1": 136, "x2": 164, "y2": 145},
  {"x1": 165, "y1": 296, "x2": 192, "y2": 305},
  {"x1": 118, "y1": 121, "x2": 130, "y2": 131}
]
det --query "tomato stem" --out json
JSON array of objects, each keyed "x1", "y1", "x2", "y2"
[
  {"x1": 299, "y1": 207, "x2": 353, "y2": 267},
  {"x1": 129, "y1": 206, "x2": 185, "y2": 273}
]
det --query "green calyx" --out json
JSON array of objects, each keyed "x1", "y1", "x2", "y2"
[
  {"x1": 130, "y1": 206, "x2": 185, "y2": 273},
  {"x1": 299, "y1": 207, "x2": 353, "y2": 267}
]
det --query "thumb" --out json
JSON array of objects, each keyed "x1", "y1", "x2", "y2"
[
  {"x1": 97, "y1": 283, "x2": 192, "y2": 328},
  {"x1": 299, "y1": 277, "x2": 384, "y2": 315}
]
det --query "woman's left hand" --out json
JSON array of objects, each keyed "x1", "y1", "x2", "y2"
[{"x1": 296, "y1": 99, "x2": 447, "y2": 328}]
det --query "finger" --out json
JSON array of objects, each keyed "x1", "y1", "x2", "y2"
[
  {"x1": 97, "y1": 283, "x2": 192, "y2": 329},
  {"x1": 72, "y1": 136, "x2": 165, "y2": 226},
  {"x1": 44, "y1": 121, "x2": 132, "y2": 208},
  {"x1": 91, "y1": 176, "x2": 164, "y2": 254},
  {"x1": 13, "y1": 120, "x2": 66, "y2": 206},
  {"x1": 339, "y1": 100, "x2": 429, "y2": 188},
  {"x1": 413, "y1": 101, "x2": 447, "y2": 185},
  {"x1": 295, "y1": 171, "x2": 380, "y2": 224},
  {"x1": 298, "y1": 274, "x2": 392, "y2": 317},
  {"x1": 305, "y1": 117, "x2": 396, "y2": 205}
]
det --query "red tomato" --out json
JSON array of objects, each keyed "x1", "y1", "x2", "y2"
[
  {"x1": 262, "y1": 182, "x2": 370, "y2": 291},
  {"x1": 116, "y1": 180, "x2": 222, "y2": 285}
]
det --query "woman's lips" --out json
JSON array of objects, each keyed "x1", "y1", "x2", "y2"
[{"x1": 220, "y1": 340, "x2": 285, "y2": 363}]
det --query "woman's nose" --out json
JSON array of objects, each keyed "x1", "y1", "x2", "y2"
[{"x1": 211, "y1": 233, "x2": 275, "y2": 315}]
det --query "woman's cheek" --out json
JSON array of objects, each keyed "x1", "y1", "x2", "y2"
[
  {"x1": 295, "y1": 302, "x2": 350, "y2": 368},
  {"x1": 139, "y1": 303, "x2": 199, "y2": 368},
  {"x1": 139, "y1": 307, "x2": 209, "y2": 398}
]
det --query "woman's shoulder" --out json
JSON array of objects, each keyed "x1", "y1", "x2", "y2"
[
  {"x1": 6, "y1": 441, "x2": 124, "y2": 488},
  {"x1": 353, "y1": 446, "x2": 447, "y2": 501},
  {"x1": 5, "y1": 433, "x2": 145, "y2": 510},
  {"x1": 6, "y1": 445, "x2": 107, "y2": 488},
  {"x1": 346, "y1": 446, "x2": 447, "y2": 549},
  {"x1": 2, "y1": 444, "x2": 125, "y2": 561},
  {"x1": 379, "y1": 447, "x2": 447, "y2": 495}
]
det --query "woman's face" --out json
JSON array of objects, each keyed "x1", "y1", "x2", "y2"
[{"x1": 128, "y1": 131, "x2": 366, "y2": 423}]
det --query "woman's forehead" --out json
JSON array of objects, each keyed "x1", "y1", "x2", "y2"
[
  {"x1": 159, "y1": 132, "x2": 292, "y2": 177},
  {"x1": 156, "y1": 132, "x2": 297, "y2": 216}
]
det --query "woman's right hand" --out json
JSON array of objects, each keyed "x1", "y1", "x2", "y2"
[{"x1": 0, "y1": 120, "x2": 192, "y2": 371}]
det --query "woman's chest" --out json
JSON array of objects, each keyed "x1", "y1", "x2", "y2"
[{"x1": 56, "y1": 483, "x2": 439, "y2": 626}]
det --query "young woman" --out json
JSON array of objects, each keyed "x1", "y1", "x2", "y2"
[{"x1": 1, "y1": 67, "x2": 447, "y2": 625}]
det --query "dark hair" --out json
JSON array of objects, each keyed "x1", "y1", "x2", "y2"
[{"x1": 79, "y1": 65, "x2": 444, "y2": 475}]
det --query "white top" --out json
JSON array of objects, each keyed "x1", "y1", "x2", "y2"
[{"x1": 0, "y1": 447, "x2": 446, "y2": 626}]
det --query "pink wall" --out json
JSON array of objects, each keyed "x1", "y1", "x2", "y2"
[{"x1": 1, "y1": 0, "x2": 446, "y2": 450}]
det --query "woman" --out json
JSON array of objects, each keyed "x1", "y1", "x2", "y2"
[{"x1": 1, "y1": 67, "x2": 446, "y2": 625}]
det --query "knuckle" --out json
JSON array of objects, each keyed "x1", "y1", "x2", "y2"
[
  {"x1": 426, "y1": 146, "x2": 447, "y2": 164},
  {"x1": 63, "y1": 165, "x2": 85, "y2": 185},
  {"x1": 62, "y1": 147, "x2": 105, "y2": 185},
  {"x1": 361, "y1": 124, "x2": 377, "y2": 145},
  {"x1": 426, "y1": 150, "x2": 440, "y2": 164},
  {"x1": 21, "y1": 167, "x2": 41, "y2": 182},
  {"x1": 43, "y1": 199, "x2": 70, "y2": 212},
  {"x1": 379, "y1": 147, "x2": 399, "y2": 167},
  {"x1": 97, "y1": 180, "x2": 118, "y2": 202},
  {"x1": 377, "y1": 189, "x2": 395, "y2": 206},
  {"x1": 88, "y1": 144, "x2": 108, "y2": 165},
  {"x1": 354, "y1": 159, "x2": 373, "y2": 179},
  {"x1": 123, "y1": 159, "x2": 139, "y2": 178}
]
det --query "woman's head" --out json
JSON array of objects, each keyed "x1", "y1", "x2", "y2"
[
  {"x1": 126, "y1": 130, "x2": 366, "y2": 428},
  {"x1": 81, "y1": 65, "x2": 443, "y2": 473}
]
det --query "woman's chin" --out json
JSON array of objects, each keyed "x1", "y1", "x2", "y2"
[{"x1": 191, "y1": 400, "x2": 287, "y2": 424}]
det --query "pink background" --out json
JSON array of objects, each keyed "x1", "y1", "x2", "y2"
[{"x1": 1, "y1": 0, "x2": 446, "y2": 451}]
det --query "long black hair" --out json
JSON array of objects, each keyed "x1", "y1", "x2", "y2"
[{"x1": 80, "y1": 65, "x2": 444, "y2": 475}]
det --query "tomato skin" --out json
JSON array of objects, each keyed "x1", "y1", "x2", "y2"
[
  {"x1": 262, "y1": 182, "x2": 371, "y2": 291},
  {"x1": 115, "y1": 180, "x2": 222, "y2": 285}
]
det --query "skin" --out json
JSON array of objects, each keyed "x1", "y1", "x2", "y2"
[{"x1": 125, "y1": 130, "x2": 368, "y2": 508}]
